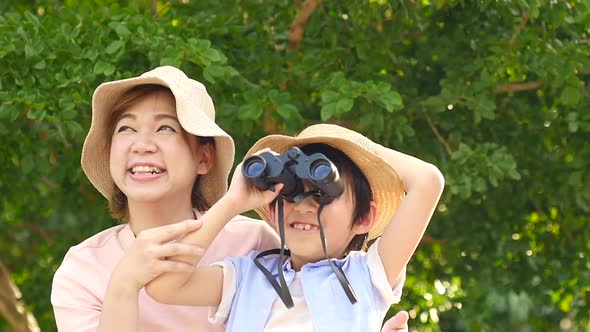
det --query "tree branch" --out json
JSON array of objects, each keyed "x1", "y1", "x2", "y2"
[
  {"x1": 496, "y1": 81, "x2": 543, "y2": 93},
  {"x1": 425, "y1": 115, "x2": 453, "y2": 157},
  {"x1": 287, "y1": 0, "x2": 322, "y2": 51},
  {"x1": 509, "y1": 11, "x2": 529, "y2": 48},
  {"x1": 150, "y1": 0, "x2": 170, "y2": 17},
  {"x1": 496, "y1": 71, "x2": 589, "y2": 93},
  {"x1": 150, "y1": 0, "x2": 158, "y2": 16}
]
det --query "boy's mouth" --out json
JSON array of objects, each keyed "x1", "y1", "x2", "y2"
[{"x1": 289, "y1": 222, "x2": 319, "y2": 231}]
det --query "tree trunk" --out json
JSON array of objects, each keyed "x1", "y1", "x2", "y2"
[{"x1": 0, "y1": 261, "x2": 39, "y2": 332}]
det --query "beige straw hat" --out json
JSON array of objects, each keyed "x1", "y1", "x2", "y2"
[
  {"x1": 81, "y1": 66, "x2": 235, "y2": 207},
  {"x1": 245, "y1": 123, "x2": 405, "y2": 240}
]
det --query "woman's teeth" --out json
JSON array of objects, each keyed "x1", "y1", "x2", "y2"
[{"x1": 130, "y1": 165, "x2": 163, "y2": 174}]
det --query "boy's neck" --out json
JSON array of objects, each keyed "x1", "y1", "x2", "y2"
[{"x1": 289, "y1": 250, "x2": 348, "y2": 271}]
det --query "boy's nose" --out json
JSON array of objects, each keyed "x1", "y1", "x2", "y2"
[{"x1": 292, "y1": 195, "x2": 319, "y2": 214}]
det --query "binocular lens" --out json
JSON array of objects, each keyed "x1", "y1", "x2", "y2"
[
  {"x1": 309, "y1": 160, "x2": 333, "y2": 181},
  {"x1": 243, "y1": 158, "x2": 266, "y2": 178}
]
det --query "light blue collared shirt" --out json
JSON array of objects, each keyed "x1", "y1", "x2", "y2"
[{"x1": 215, "y1": 241, "x2": 405, "y2": 332}]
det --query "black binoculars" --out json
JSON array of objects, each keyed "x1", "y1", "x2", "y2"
[{"x1": 242, "y1": 147, "x2": 344, "y2": 203}]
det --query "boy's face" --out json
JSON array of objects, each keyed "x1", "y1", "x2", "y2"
[{"x1": 269, "y1": 182, "x2": 374, "y2": 270}]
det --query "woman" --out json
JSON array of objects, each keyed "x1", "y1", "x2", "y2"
[{"x1": 50, "y1": 66, "x2": 410, "y2": 331}]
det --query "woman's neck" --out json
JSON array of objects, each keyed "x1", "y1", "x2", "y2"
[{"x1": 126, "y1": 198, "x2": 196, "y2": 235}]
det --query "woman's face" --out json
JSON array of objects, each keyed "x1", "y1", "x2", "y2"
[{"x1": 109, "y1": 90, "x2": 212, "y2": 205}]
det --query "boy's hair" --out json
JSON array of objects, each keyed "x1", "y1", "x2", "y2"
[
  {"x1": 106, "y1": 84, "x2": 215, "y2": 222},
  {"x1": 300, "y1": 143, "x2": 373, "y2": 252}
]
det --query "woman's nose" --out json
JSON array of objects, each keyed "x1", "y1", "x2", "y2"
[{"x1": 131, "y1": 134, "x2": 157, "y2": 154}]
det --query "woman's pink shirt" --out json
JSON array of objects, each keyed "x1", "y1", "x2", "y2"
[{"x1": 51, "y1": 214, "x2": 279, "y2": 332}]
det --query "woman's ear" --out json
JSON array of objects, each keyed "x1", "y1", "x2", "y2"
[
  {"x1": 195, "y1": 142, "x2": 215, "y2": 175},
  {"x1": 352, "y1": 201, "x2": 378, "y2": 235}
]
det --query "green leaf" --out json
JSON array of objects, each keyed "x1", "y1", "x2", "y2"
[
  {"x1": 204, "y1": 65, "x2": 225, "y2": 79},
  {"x1": 115, "y1": 24, "x2": 131, "y2": 36},
  {"x1": 33, "y1": 60, "x2": 46, "y2": 70},
  {"x1": 321, "y1": 90, "x2": 339, "y2": 104},
  {"x1": 276, "y1": 104, "x2": 297, "y2": 119},
  {"x1": 105, "y1": 40, "x2": 124, "y2": 54},
  {"x1": 560, "y1": 86, "x2": 581, "y2": 106},
  {"x1": 27, "y1": 108, "x2": 46, "y2": 121},
  {"x1": 93, "y1": 61, "x2": 116, "y2": 76},
  {"x1": 335, "y1": 98, "x2": 354, "y2": 114},
  {"x1": 238, "y1": 104, "x2": 262, "y2": 120},
  {"x1": 21, "y1": 155, "x2": 35, "y2": 174},
  {"x1": 25, "y1": 44, "x2": 35, "y2": 58},
  {"x1": 160, "y1": 57, "x2": 181, "y2": 68},
  {"x1": 379, "y1": 91, "x2": 403, "y2": 112},
  {"x1": 66, "y1": 121, "x2": 84, "y2": 136},
  {"x1": 202, "y1": 48, "x2": 222, "y2": 63},
  {"x1": 321, "y1": 102, "x2": 337, "y2": 121}
]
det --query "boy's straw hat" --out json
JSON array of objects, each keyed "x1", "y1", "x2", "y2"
[
  {"x1": 245, "y1": 123, "x2": 405, "y2": 240},
  {"x1": 81, "y1": 66, "x2": 234, "y2": 207}
]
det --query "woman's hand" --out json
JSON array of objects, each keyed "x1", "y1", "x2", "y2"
[{"x1": 109, "y1": 219, "x2": 206, "y2": 292}]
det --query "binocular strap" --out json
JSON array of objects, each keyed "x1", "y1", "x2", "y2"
[
  {"x1": 253, "y1": 195, "x2": 358, "y2": 310},
  {"x1": 316, "y1": 198, "x2": 358, "y2": 305},
  {"x1": 254, "y1": 198, "x2": 294, "y2": 308}
]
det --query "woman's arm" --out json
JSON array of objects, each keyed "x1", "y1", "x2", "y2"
[
  {"x1": 98, "y1": 274, "x2": 140, "y2": 332},
  {"x1": 375, "y1": 143, "x2": 445, "y2": 285},
  {"x1": 52, "y1": 261, "x2": 103, "y2": 332},
  {"x1": 52, "y1": 220, "x2": 204, "y2": 332}
]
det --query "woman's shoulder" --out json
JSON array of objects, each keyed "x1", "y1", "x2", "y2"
[
  {"x1": 226, "y1": 215, "x2": 277, "y2": 238},
  {"x1": 52, "y1": 225, "x2": 129, "y2": 299},
  {"x1": 202, "y1": 215, "x2": 279, "y2": 262},
  {"x1": 69, "y1": 224, "x2": 130, "y2": 251},
  {"x1": 227, "y1": 214, "x2": 269, "y2": 226},
  {"x1": 57, "y1": 224, "x2": 130, "y2": 269}
]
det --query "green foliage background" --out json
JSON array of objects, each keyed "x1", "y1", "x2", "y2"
[{"x1": 1, "y1": 0, "x2": 589, "y2": 331}]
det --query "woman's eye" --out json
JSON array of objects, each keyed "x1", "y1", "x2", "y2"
[
  {"x1": 158, "y1": 125, "x2": 177, "y2": 132},
  {"x1": 116, "y1": 125, "x2": 134, "y2": 133}
]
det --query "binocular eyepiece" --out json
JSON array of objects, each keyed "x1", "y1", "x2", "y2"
[{"x1": 242, "y1": 147, "x2": 344, "y2": 203}]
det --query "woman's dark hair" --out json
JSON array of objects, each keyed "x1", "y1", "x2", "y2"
[
  {"x1": 300, "y1": 143, "x2": 373, "y2": 253},
  {"x1": 107, "y1": 84, "x2": 215, "y2": 222}
]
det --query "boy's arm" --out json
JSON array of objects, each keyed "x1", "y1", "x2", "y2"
[
  {"x1": 374, "y1": 143, "x2": 445, "y2": 285},
  {"x1": 145, "y1": 162, "x2": 281, "y2": 307},
  {"x1": 145, "y1": 196, "x2": 240, "y2": 306}
]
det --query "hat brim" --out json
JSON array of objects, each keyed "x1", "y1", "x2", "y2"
[
  {"x1": 244, "y1": 124, "x2": 404, "y2": 240},
  {"x1": 81, "y1": 66, "x2": 234, "y2": 208}
]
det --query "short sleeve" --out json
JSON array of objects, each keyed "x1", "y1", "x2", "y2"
[
  {"x1": 208, "y1": 260, "x2": 238, "y2": 325},
  {"x1": 51, "y1": 251, "x2": 104, "y2": 332},
  {"x1": 366, "y1": 239, "x2": 406, "y2": 305}
]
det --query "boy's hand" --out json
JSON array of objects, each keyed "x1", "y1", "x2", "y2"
[
  {"x1": 382, "y1": 310, "x2": 409, "y2": 331},
  {"x1": 225, "y1": 149, "x2": 283, "y2": 214}
]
